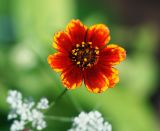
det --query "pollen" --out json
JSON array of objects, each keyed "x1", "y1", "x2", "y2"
[
  {"x1": 95, "y1": 50, "x2": 99, "y2": 54},
  {"x1": 72, "y1": 49, "x2": 76, "y2": 53},
  {"x1": 76, "y1": 44, "x2": 80, "y2": 47},
  {"x1": 77, "y1": 61, "x2": 80, "y2": 64},
  {"x1": 71, "y1": 42, "x2": 99, "y2": 69},
  {"x1": 84, "y1": 58, "x2": 87, "y2": 62},
  {"x1": 74, "y1": 52, "x2": 77, "y2": 56},
  {"x1": 95, "y1": 47, "x2": 99, "y2": 49}
]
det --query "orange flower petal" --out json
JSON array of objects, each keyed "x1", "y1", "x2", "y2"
[
  {"x1": 99, "y1": 65, "x2": 119, "y2": 88},
  {"x1": 48, "y1": 53, "x2": 72, "y2": 72},
  {"x1": 66, "y1": 19, "x2": 87, "y2": 44},
  {"x1": 53, "y1": 31, "x2": 73, "y2": 53},
  {"x1": 83, "y1": 66, "x2": 109, "y2": 93},
  {"x1": 99, "y1": 44, "x2": 126, "y2": 66},
  {"x1": 86, "y1": 24, "x2": 110, "y2": 48},
  {"x1": 61, "y1": 66, "x2": 83, "y2": 89}
]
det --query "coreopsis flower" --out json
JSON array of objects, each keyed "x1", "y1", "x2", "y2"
[
  {"x1": 7, "y1": 90, "x2": 49, "y2": 131},
  {"x1": 68, "y1": 111, "x2": 112, "y2": 131},
  {"x1": 48, "y1": 19, "x2": 126, "y2": 93}
]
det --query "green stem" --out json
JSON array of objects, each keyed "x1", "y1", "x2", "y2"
[
  {"x1": 45, "y1": 115, "x2": 73, "y2": 122},
  {"x1": 45, "y1": 89, "x2": 68, "y2": 113}
]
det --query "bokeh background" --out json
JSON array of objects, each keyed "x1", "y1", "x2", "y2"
[{"x1": 0, "y1": 0, "x2": 160, "y2": 131}]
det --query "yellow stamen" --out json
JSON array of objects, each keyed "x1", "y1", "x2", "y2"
[
  {"x1": 95, "y1": 50, "x2": 99, "y2": 54},
  {"x1": 86, "y1": 49, "x2": 89, "y2": 53},
  {"x1": 77, "y1": 61, "x2": 80, "y2": 65},
  {"x1": 87, "y1": 63, "x2": 91, "y2": 67},
  {"x1": 74, "y1": 52, "x2": 77, "y2": 56},
  {"x1": 82, "y1": 42, "x2": 85, "y2": 45},
  {"x1": 95, "y1": 47, "x2": 99, "y2": 49},
  {"x1": 72, "y1": 49, "x2": 75, "y2": 53},
  {"x1": 76, "y1": 44, "x2": 80, "y2": 47},
  {"x1": 84, "y1": 58, "x2": 87, "y2": 62}
]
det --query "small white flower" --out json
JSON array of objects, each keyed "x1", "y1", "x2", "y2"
[
  {"x1": 8, "y1": 110, "x2": 17, "y2": 120},
  {"x1": 36, "y1": 120, "x2": 46, "y2": 130},
  {"x1": 7, "y1": 90, "x2": 22, "y2": 109},
  {"x1": 10, "y1": 120, "x2": 25, "y2": 131},
  {"x1": 32, "y1": 113, "x2": 47, "y2": 131},
  {"x1": 68, "y1": 111, "x2": 112, "y2": 131},
  {"x1": 37, "y1": 98, "x2": 49, "y2": 109},
  {"x1": 7, "y1": 90, "x2": 49, "y2": 131},
  {"x1": 31, "y1": 109, "x2": 45, "y2": 129}
]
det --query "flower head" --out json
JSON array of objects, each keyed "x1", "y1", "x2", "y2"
[
  {"x1": 68, "y1": 111, "x2": 112, "y2": 131},
  {"x1": 7, "y1": 90, "x2": 49, "y2": 131},
  {"x1": 48, "y1": 19, "x2": 126, "y2": 93}
]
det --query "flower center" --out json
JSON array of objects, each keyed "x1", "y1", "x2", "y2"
[{"x1": 71, "y1": 42, "x2": 99, "y2": 69}]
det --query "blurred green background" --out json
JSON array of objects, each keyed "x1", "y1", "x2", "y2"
[{"x1": 0, "y1": 0, "x2": 160, "y2": 131}]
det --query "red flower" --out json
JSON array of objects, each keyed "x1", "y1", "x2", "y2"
[{"x1": 48, "y1": 19, "x2": 126, "y2": 93}]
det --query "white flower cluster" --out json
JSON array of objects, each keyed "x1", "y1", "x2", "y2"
[
  {"x1": 68, "y1": 111, "x2": 112, "y2": 131},
  {"x1": 7, "y1": 90, "x2": 49, "y2": 131}
]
